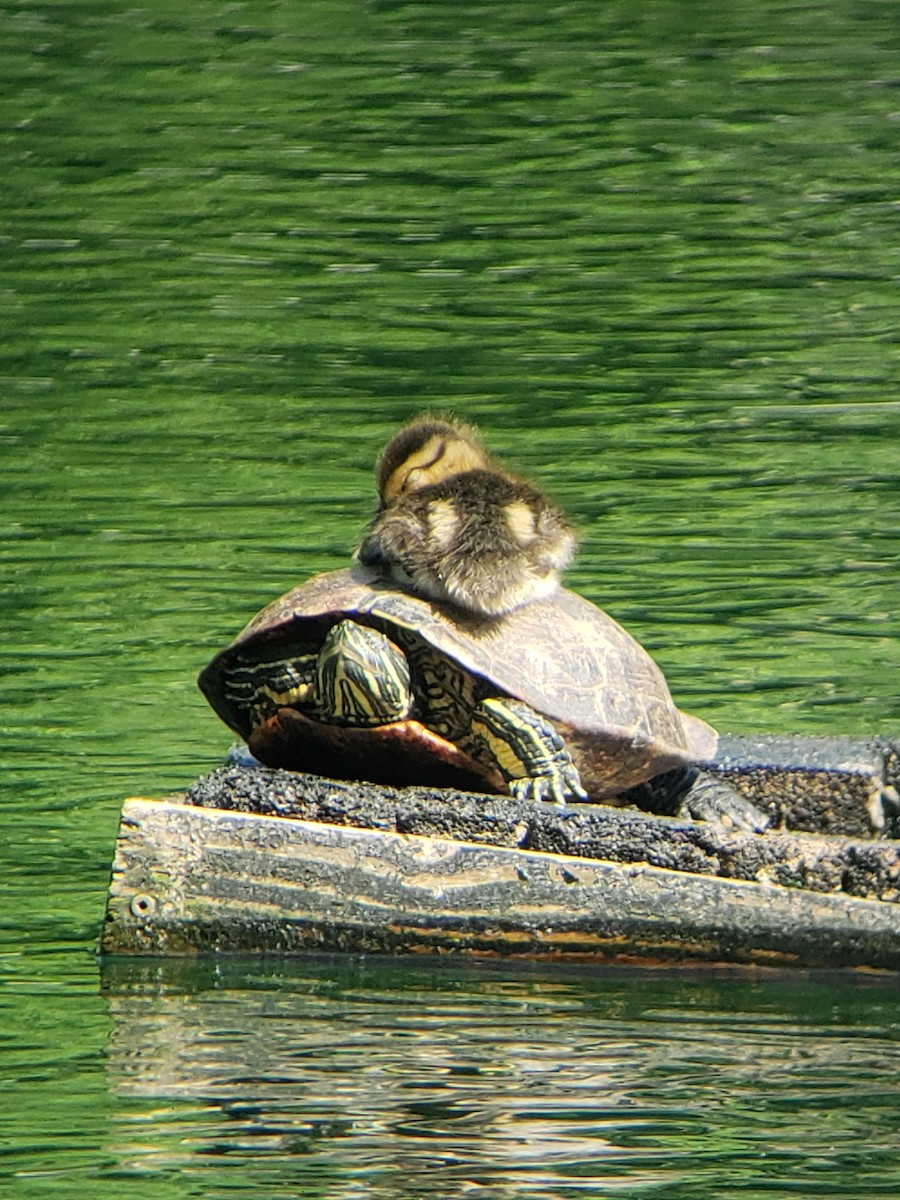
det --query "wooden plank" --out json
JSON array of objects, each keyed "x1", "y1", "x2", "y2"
[
  {"x1": 101, "y1": 798, "x2": 900, "y2": 969},
  {"x1": 186, "y1": 764, "x2": 900, "y2": 903}
]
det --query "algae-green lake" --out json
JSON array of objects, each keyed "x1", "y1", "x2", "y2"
[{"x1": 1, "y1": 2, "x2": 898, "y2": 1196}]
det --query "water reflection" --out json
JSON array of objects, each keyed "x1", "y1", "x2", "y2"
[{"x1": 101, "y1": 957, "x2": 900, "y2": 1197}]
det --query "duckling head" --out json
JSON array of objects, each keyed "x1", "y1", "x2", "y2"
[{"x1": 376, "y1": 417, "x2": 491, "y2": 505}]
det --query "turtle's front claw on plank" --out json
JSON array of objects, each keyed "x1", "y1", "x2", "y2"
[
  {"x1": 510, "y1": 778, "x2": 554, "y2": 806},
  {"x1": 561, "y1": 770, "x2": 589, "y2": 805},
  {"x1": 509, "y1": 771, "x2": 587, "y2": 808}
]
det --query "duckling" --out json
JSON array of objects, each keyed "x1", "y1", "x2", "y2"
[{"x1": 356, "y1": 417, "x2": 576, "y2": 617}]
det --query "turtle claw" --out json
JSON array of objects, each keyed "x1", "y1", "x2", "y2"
[
  {"x1": 622, "y1": 766, "x2": 769, "y2": 832},
  {"x1": 509, "y1": 778, "x2": 545, "y2": 805},
  {"x1": 680, "y1": 773, "x2": 770, "y2": 833},
  {"x1": 544, "y1": 778, "x2": 570, "y2": 808},
  {"x1": 510, "y1": 768, "x2": 586, "y2": 808}
]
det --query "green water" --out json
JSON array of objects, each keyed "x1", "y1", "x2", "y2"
[{"x1": 1, "y1": 1, "x2": 898, "y2": 1195}]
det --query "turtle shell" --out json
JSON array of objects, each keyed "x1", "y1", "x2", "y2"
[{"x1": 198, "y1": 565, "x2": 718, "y2": 800}]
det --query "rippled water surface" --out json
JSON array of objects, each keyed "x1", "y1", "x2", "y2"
[
  {"x1": 1, "y1": 1, "x2": 899, "y2": 1195},
  {"x1": 5, "y1": 955, "x2": 900, "y2": 1199}
]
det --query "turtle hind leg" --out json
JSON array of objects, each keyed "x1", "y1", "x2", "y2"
[
  {"x1": 680, "y1": 771, "x2": 771, "y2": 832},
  {"x1": 623, "y1": 766, "x2": 770, "y2": 832},
  {"x1": 468, "y1": 696, "x2": 587, "y2": 806}
]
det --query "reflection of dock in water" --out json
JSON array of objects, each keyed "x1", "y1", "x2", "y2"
[
  {"x1": 102, "y1": 957, "x2": 626, "y2": 1184},
  {"x1": 101, "y1": 957, "x2": 898, "y2": 1188}
]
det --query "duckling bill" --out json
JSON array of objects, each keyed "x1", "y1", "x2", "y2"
[{"x1": 357, "y1": 417, "x2": 576, "y2": 617}]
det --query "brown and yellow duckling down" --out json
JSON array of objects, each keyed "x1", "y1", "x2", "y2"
[{"x1": 356, "y1": 417, "x2": 576, "y2": 617}]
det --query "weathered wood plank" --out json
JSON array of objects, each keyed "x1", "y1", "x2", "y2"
[
  {"x1": 186, "y1": 764, "x2": 900, "y2": 903},
  {"x1": 101, "y1": 798, "x2": 900, "y2": 968}
]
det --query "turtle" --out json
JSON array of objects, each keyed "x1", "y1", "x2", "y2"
[{"x1": 198, "y1": 565, "x2": 768, "y2": 830}]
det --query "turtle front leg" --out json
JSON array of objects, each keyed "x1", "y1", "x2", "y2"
[
  {"x1": 469, "y1": 696, "x2": 587, "y2": 805},
  {"x1": 224, "y1": 654, "x2": 318, "y2": 726}
]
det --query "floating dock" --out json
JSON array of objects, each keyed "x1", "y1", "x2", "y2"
[{"x1": 101, "y1": 735, "x2": 900, "y2": 970}]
